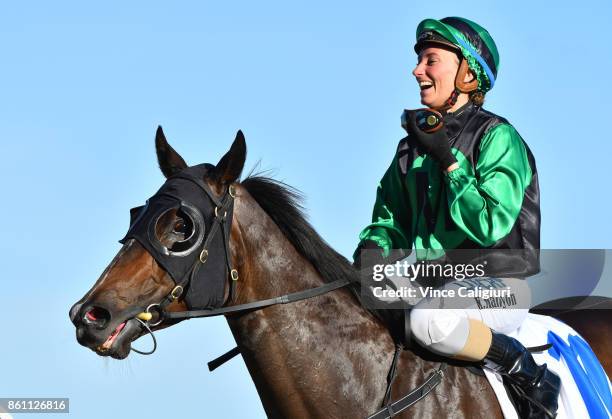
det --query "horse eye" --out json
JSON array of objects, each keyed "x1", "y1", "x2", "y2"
[
  {"x1": 173, "y1": 219, "x2": 186, "y2": 233},
  {"x1": 171, "y1": 211, "x2": 194, "y2": 242}
]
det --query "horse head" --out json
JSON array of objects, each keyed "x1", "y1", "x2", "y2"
[{"x1": 69, "y1": 126, "x2": 246, "y2": 359}]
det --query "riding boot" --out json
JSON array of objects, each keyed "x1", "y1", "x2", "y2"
[{"x1": 484, "y1": 332, "x2": 561, "y2": 419}]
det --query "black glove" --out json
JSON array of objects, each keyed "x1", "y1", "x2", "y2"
[
  {"x1": 354, "y1": 240, "x2": 407, "y2": 268},
  {"x1": 404, "y1": 110, "x2": 457, "y2": 170},
  {"x1": 353, "y1": 240, "x2": 386, "y2": 270}
]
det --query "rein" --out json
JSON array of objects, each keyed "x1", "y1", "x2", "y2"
[{"x1": 128, "y1": 182, "x2": 446, "y2": 418}]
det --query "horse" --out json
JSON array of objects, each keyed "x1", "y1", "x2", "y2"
[{"x1": 70, "y1": 128, "x2": 610, "y2": 418}]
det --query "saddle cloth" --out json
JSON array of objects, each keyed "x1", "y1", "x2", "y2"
[{"x1": 483, "y1": 313, "x2": 612, "y2": 418}]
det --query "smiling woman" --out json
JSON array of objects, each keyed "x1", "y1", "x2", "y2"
[
  {"x1": 352, "y1": 16, "x2": 563, "y2": 418},
  {"x1": 414, "y1": 47, "x2": 466, "y2": 111}
]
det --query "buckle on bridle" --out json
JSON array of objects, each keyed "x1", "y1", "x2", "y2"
[
  {"x1": 214, "y1": 206, "x2": 227, "y2": 219},
  {"x1": 199, "y1": 249, "x2": 209, "y2": 263},
  {"x1": 230, "y1": 269, "x2": 239, "y2": 281},
  {"x1": 171, "y1": 285, "x2": 183, "y2": 300}
]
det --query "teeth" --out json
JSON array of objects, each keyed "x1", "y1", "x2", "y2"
[{"x1": 419, "y1": 81, "x2": 433, "y2": 87}]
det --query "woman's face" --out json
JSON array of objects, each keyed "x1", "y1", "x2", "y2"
[{"x1": 412, "y1": 46, "x2": 460, "y2": 109}]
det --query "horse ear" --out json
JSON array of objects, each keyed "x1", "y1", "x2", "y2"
[
  {"x1": 215, "y1": 130, "x2": 247, "y2": 184},
  {"x1": 155, "y1": 126, "x2": 188, "y2": 178}
]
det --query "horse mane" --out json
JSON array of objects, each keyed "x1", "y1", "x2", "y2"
[{"x1": 241, "y1": 176, "x2": 360, "y2": 286}]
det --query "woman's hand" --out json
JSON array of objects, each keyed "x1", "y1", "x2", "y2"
[
  {"x1": 353, "y1": 240, "x2": 386, "y2": 269},
  {"x1": 404, "y1": 110, "x2": 458, "y2": 171}
]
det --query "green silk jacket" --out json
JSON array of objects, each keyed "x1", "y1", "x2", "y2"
[{"x1": 357, "y1": 102, "x2": 541, "y2": 277}]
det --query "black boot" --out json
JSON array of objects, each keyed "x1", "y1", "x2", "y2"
[{"x1": 484, "y1": 332, "x2": 561, "y2": 418}]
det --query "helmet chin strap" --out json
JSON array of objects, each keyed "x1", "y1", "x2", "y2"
[{"x1": 437, "y1": 58, "x2": 479, "y2": 113}]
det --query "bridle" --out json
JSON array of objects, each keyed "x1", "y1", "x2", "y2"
[
  {"x1": 127, "y1": 174, "x2": 351, "y2": 340},
  {"x1": 135, "y1": 177, "x2": 241, "y2": 328}
]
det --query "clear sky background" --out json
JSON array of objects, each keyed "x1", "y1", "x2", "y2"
[{"x1": 0, "y1": 1, "x2": 611, "y2": 418}]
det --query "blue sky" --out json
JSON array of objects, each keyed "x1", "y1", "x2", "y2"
[{"x1": 1, "y1": 1, "x2": 611, "y2": 418}]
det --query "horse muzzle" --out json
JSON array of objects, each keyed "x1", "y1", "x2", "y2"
[{"x1": 70, "y1": 301, "x2": 146, "y2": 359}]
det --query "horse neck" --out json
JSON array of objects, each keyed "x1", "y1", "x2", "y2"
[{"x1": 225, "y1": 188, "x2": 395, "y2": 417}]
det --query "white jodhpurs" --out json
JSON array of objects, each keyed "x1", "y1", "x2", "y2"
[{"x1": 410, "y1": 277, "x2": 531, "y2": 356}]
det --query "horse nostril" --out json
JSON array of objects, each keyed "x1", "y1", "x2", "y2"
[{"x1": 83, "y1": 306, "x2": 112, "y2": 329}]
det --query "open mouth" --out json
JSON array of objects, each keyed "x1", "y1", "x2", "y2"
[
  {"x1": 91, "y1": 318, "x2": 146, "y2": 359},
  {"x1": 419, "y1": 80, "x2": 434, "y2": 91},
  {"x1": 97, "y1": 322, "x2": 127, "y2": 352}
]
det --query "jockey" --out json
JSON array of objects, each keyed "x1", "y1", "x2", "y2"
[{"x1": 354, "y1": 17, "x2": 561, "y2": 417}]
